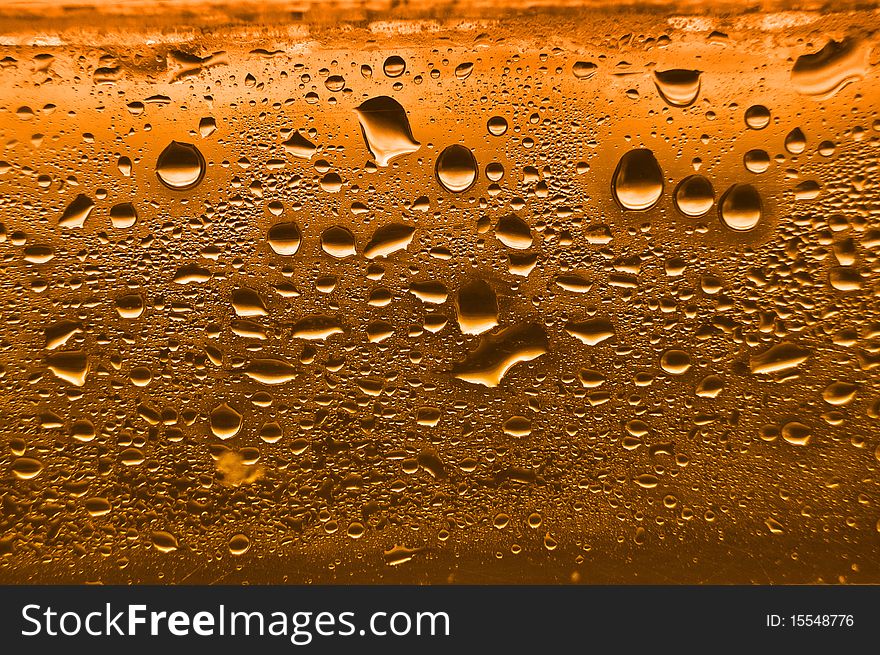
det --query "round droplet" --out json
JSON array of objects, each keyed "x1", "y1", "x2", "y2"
[
  {"x1": 485, "y1": 162, "x2": 504, "y2": 182},
  {"x1": 673, "y1": 175, "x2": 714, "y2": 217},
  {"x1": 660, "y1": 349, "x2": 691, "y2": 375},
  {"x1": 321, "y1": 225, "x2": 356, "y2": 258},
  {"x1": 155, "y1": 141, "x2": 205, "y2": 190},
  {"x1": 436, "y1": 144, "x2": 478, "y2": 193},
  {"x1": 744, "y1": 105, "x2": 771, "y2": 130},
  {"x1": 229, "y1": 534, "x2": 251, "y2": 555},
  {"x1": 611, "y1": 149, "x2": 663, "y2": 211},
  {"x1": 487, "y1": 116, "x2": 508, "y2": 136},
  {"x1": 719, "y1": 184, "x2": 763, "y2": 231},
  {"x1": 784, "y1": 127, "x2": 806, "y2": 154},
  {"x1": 383, "y1": 55, "x2": 406, "y2": 78},
  {"x1": 267, "y1": 221, "x2": 302, "y2": 255},
  {"x1": 743, "y1": 149, "x2": 770, "y2": 174}
]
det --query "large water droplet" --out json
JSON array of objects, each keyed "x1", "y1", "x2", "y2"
[
  {"x1": 456, "y1": 279, "x2": 499, "y2": 335},
  {"x1": 155, "y1": 141, "x2": 206, "y2": 190},
  {"x1": 719, "y1": 183, "x2": 762, "y2": 231},
  {"x1": 354, "y1": 96, "x2": 420, "y2": 166},
  {"x1": 267, "y1": 221, "x2": 302, "y2": 255},
  {"x1": 673, "y1": 175, "x2": 714, "y2": 217},
  {"x1": 653, "y1": 69, "x2": 701, "y2": 107},
  {"x1": 210, "y1": 403, "x2": 242, "y2": 439},
  {"x1": 791, "y1": 37, "x2": 869, "y2": 99},
  {"x1": 611, "y1": 149, "x2": 663, "y2": 211},
  {"x1": 436, "y1": 144, "x2": 478, "y2": 193}
]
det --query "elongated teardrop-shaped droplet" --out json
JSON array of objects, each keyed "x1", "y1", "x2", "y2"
[
  {"x1": 210, "y1": 403, "x2": 242, "y2": 439},
  {"x1": 673, "y1": 175, "x2": 714, "y2": 217},
  {"x1": 653, "y1": 69, "x2": 701, "y2": 107},
  {"x1": 354, "y1": 96, "x2": 420, "y2": 167},
  {"x1": 612, "y1": 149, "x2": 663, "y2": 211},
  {"x1": 719, "y1": 183, "x2": 762, "y2": 231},
  {"x1": 436, "y1": 144, "x2": 478, "y2": 193},
  {"x1": 59, "y1": 194, "x2": 94, "y2": 228},
  {"x1": 156, "y1": 141, "x2": 205, "y2": 190}
]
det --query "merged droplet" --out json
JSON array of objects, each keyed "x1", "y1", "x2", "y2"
[
  {"x1": 436, "y1": 144, "x2": 478, "y2": 193},
  {"x1": 456, "y1": 279, "x2": 499, "y2": 335},
  {"x1": 452, "y1": 323, "x2": 549, "y2": 387},
  {"x1": 791, "y1": 37, "x2": 869, "y2": 98},
  {"x1": 719, "y1": 183, "x2": 762, "y2": 231},
  {"x1": 155, "y1": 141, "x2": 206, "y2": 190},
  {"x1": 673, "y1": 175, "x2": 714, "y2": 217},
  {"x1": 611, "y1": 149, "x2": 663, "y2": 211},
  {"x1": 354, "y1": 96, "x2": 420, "y2": 166},
  {"x1": 652, "y1": 69, "x2": 701, "y2": 107}
]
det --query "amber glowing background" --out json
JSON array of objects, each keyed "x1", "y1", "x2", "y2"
[{"x1": 0, "y1": 1, "x2": 878, "y2": 583}]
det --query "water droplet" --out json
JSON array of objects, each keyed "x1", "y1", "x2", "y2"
[
  {"x1": 245, "y1": 358, "x2": 297, "y2": 385},
  {"x1": 784, "y1": 127, "x2": 806, "y2": 154},
  {"x1": 744, "y1": 105, "x2": 770, "y2": 130},
  {"x1": 487, "y1": 116, "x2": 508, "y2": 136},
  {"x1": 321, "y1": 225, "x2": 356, "y2": 258},
  {"x1": 12, "y1": 457, "x2": 43, "y2": 480},
  {"x1": 611, "y1": 149, "x2": 663, "y2": 211},
  {"x1": 267, "y1": 221, "x2": 302, "y2": 255},
  {"x1": 565, "y1": 318, "x2": 615, "y2": 345},
  {"x1": 210, "y1": 403, "x2": 243, "y2": 439},
  {"x1": 750, "y1": 342, "x2": 810, "y2": 375},
  {"x1": 719, "y1": 183, "x2": 762, "y2": 231},
  {"x1": 454, "y1": 62, "x2": 474, "y2": 79},
  {"x1": 791, "y1": 37, "x2": 869, "y2": 98},
  {"x1": 354, "y1": 96, "x2": 420, "y2": 166},
  {"x1": 383, "y1": 55, "x2": 406, "y2": 78},
  {"x1": 495, "y1": 213, "x2": 533, "y2": 249},
  {"x1": 743, "y1": 149, "x2": 771, "y2": 174},
  {"x1": 109, "y1": 202, "x2": 137, "y2": 228},
  {"x1": 436, "y1": 144, "x2": 478, "y2": 193},
  {"x1": 456, "y1": 279, "x2": 499, "y2": 335},
  {"x1": 653, "y1": 69, "x2": 701, "y2": 107},
  {"x1": 58, "y1": 194, "x2": 94, "y2": 228},
  {"x1": 572, "y1": 61, "x2": 597, "y2": 79},
  {"x1": 229, "y1": 534, "x2": 251, "y2": 555},
  {"x1": 364, "y1": 222, "x2": 415, "y2": 259},
  {"x1": 673, "y1": 175, "x2": 714, "y2": 217},
  {"x1": 660, "y1": 349, "x2": 692, "y2": 375},
  {"x1": 155, "y1": 141, "x2": 206, "y2": 190}
]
